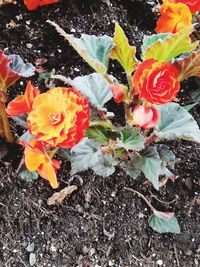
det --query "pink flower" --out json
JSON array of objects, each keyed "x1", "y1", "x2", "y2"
[
  {"x1": 110, "y1": 83, "x2": 127, "y2": 103},
  {"x1": 133, "y1": 105, "x2": 160, "y2": 129}
]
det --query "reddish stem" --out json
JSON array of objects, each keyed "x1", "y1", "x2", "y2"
[
  {"x1": 0, "y1": 101, "x2": 13, "y2": 143},
  {"x1": 124, "y1": 187, "x2": 155, "y2": 211},
  {"x1": 144, "y1": 134, "x2": 157, "y2": 146}
]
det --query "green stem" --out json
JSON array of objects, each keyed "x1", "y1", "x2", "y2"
[
  {"x1": 126, "y1": 73, "x2": 133, "y2": 91},
  {"x1": 103, "y1": 73, "x2": 113, "y2": 84},
  {"x1": 125, "y1": 102, "x2": 133, "y2": 126},
  {"x1": 89, "y1": 120, "x2": 115, "y2": 130}
]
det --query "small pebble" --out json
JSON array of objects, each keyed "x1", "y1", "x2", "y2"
[
  {"x1": 26, "y1": 43, "x2": 33, "y2": 49},
  {"x1": 29, "y1": 253, "x2": 36, "y2": 266},
  {"x1": 26, "y1": 242, "x2": 34, "y2": 253},
  {"x1": 156, "y1": 259, "x2": 163, "y2": 266},
  {"x1": 50, "y1": 244, "x2": 57, "y2": 252},
  {"x1": 185, "y1": 250, "x2": 193, "y2": 256}
]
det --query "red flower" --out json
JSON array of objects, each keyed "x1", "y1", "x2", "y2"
[
  {"x1": 132, "y1": 105, "x2": 160, "y2": 129},
  {"x1": 132, "y1": 59, "x2": 180, "y2": 105},
  {"x1": 6, "y1": 81, "x2": 39, "y2": 116},
  {"x1": 24, "y1": 0, "x2": 59, "y2": 10},
  {"x1": 27, "y1": 87, "x2": 90, "y2": 148},
  {"x1": 110, "y1": 83, "x2": 127, "y2": 103}
]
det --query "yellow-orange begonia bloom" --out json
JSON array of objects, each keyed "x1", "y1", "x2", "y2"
[
  {"x1": 155, "y1": 2, "x2": 192, "y2": 34},
  {"x1": 27, "y1": 87, "x2": 90, "y2": 148},
  {"x1": 21, "y1": 140, "x2": 60, "y2": 188},
  {"x1": 162, "y1": 0, "x2": 200, "y2": 13}
]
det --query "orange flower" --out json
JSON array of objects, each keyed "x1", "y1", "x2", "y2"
[
  {"x1": 132, "y1": 59, "x2": 180, "y2": 105},
  {"x1": 155, "y1": 2, "x2": 192, "y2": 34},
  {"x1": 162, "y1": 0, "x2": 200, "y2": 12},
  {"x1": 132, "y1": 105, "x2": 160, "y2": 129},
  {"x1": 6, "y1": 81, "x2": 39, "y2": 116},
  {"x1": 21, "y1": 139, "x2": 60, "y2": 188},
  {"x1": 27, "y1": 87, "x2": 90, "y2": 148},
  {"x1": 24, "y1": 0, "x2": 59, "y2": 10}
]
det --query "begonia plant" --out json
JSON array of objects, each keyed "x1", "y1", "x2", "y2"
[{"x1": 6, "y1": 18, "x2": 200, "y2": 233}]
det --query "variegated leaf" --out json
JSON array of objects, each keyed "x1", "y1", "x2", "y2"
[
  {"x1": 173, "y1": 50, "x2": 200, "y2": 81},
  {"x1": 143, "y1": 26, "x2": 199, "y2": 62},
  {"x1": 48, "y1": 20, "x2": 114, "y2": 74}
]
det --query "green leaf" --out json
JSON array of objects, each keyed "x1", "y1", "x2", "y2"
[
  {"x1": 121, "y1": 146, "x2": 161, "y2": 188},
  {"x1": 58, "y1": 148, "x2": 71, "y2": 160},
  {"x1": 9, "y1": 54, "x2": 35, "y2": 77},
  {"x1": 139, "y1": 147, "x2": 161, "y2": 190},
  {"x1": 110, "y1": 22, "x2": 138, "y2": 74},
  {"x1": 114, "y1": 147, "x2": 127, "y2": 158},
  {"x1": 143, "y1": 26, "x2": 199, "y2": 62},
  {"x1": 141, "y1": 33, "x2": 170, "y2": 56},
  {"x1": 120, "y1": 158, "x2": 141, "y2": 179},
  {"x1": 86, "y1": 125, "x2": 118, "y2": 143},
  {"x1": 18, "y1": 169, "x2": 38, "y2": 182},
  {"x1": 183, "y1": 102, "x2": 198, "y2": 112},
  {"x1": 157, "y1": 144, "x2": 175, "y2": 177},
  {"x1": 68, "y1": 73, "x2": 112, "y2": 111},
  {"x1": 38, "y1": 72, "x2": 51, "y2": 82},
  {"x1": 118, "y1": 127, "x2": 145, "y2": 151},
  {"x1": 191, "y1": 88, "x2": 200, "y2": 103},
  {"x1": 173, "y1": 50, "x2": 200, "y2": 81},
  {"x1": 48, "y1": 21, "x2": 113, "y2": 74},
  {"x1": 148, "y1": 213, "x2": 180, "y2": 234},
  {"x1": 12, "y1": 114, "x2": 28, "y2": 129},
  {"x1": 70, "y1": 138, "x2": 100, "y2": 174},
  {"x1": 19, "y1": 131, "x2": 34, "y2": 143},
  {"x1": 92, "y1": 154, "x2": 118, "y2": 177},
  {"x1": 157, "y1": 144, "x2": 175, "y2": 169},
  {"x1": 70, "y1": 138, "x2": 117, "y2": 177},
  {"x1": 154, "y1": 103, "x2": 200, "y2": 143}
]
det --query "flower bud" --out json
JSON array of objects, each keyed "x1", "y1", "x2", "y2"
[
  {"x1": 110, "y1": 83, "x2": 128, "y2": 103},
  {"x1": 133, "y1": 105, "x2": 160, "y2": 129}
]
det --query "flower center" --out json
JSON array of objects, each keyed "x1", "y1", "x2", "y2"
[{"x1": 48, "y1": 112, "x2": 64, "y2": 125}]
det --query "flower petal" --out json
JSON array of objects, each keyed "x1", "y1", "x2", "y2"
[
  {"x1": 37, "y1": 159, "x2": 59, "y2": 189},
  {"x1": 6, "y1": 81, "x2": 39, "y2": 116}
]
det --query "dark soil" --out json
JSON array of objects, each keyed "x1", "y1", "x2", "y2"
[{"x1": 0, "y1": 0, "x2": 200, "y2": 266}]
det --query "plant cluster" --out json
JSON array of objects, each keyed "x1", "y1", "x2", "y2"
[{"x1": 1, "y1": 2, "x2": 200, "y2": 233}]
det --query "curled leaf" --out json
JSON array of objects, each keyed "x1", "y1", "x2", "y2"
[
  {"x1": 8, "y1": 54, "x2": 35, "y2": 77},
  {"x1": 0, "y1": 50, "x2": 20, "y2": 92}
]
